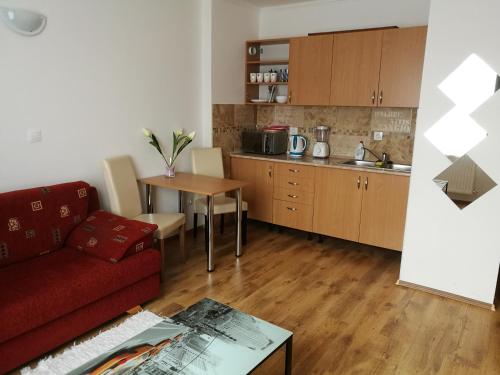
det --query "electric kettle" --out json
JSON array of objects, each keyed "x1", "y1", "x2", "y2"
[{"x1": 289, "y1": 134, "x2": 307, "y2": 157}]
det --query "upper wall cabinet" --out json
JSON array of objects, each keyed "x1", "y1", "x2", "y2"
[
  {"x1": 378, "y1": 26, "x2": 428, "y2": 108},
  {"x1": 330, "y1": 26, "x2": 427, "y2": 108},
  {"x1": 288, "y1": 35, "x2": 334, "y2": 105},
  {"x1": 330, "y1": 30, "x2": 384, "y2": 107}
]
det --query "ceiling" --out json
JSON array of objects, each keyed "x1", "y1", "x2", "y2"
[{"x1": 240, "y1": 0, "x2": 327, "y2": 8}]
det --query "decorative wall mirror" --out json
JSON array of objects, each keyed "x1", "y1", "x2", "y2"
[
  {"x1": 0, "y1": 7, "x2": 47, "y2": 36},
  {"x1": 425, "y1": 54, "x2": 499, "y2": 209}
]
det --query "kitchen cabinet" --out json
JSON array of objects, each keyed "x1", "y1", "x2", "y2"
[
  {"x1": 330, "y1": 30, "x2": 384, "y2": 107},
  {"x1": 330, "y1": 26, "x2": 427, "y2": 108},
  {"x1": 313, "y1": 168, "x2": 410, "y2": 250},
  {"x1": 358, "y1": 172, "x2": 410, "y2": 250},
  {"x1": 288, "y1": 35, "x2": 334, "y2": 105},
  {"x1": 313, "y1": 168, "x2": 363, "y2": 242},
  {"x1": 230, "y1": 157, "x2": 274, "y2": 223},
  {"x1": 378, "y1": 26, "x2": 427, "y2": 108}
]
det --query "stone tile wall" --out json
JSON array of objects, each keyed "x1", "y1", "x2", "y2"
[{"x1": 213, "y1": 104, "x2": 417, "y2": 166}]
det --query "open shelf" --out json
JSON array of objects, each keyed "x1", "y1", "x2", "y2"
[
  {"x1": 246, "y1": 60, "x2": 289, "y2": 65},
  {"x1": 246, "y1": 82, "x2": 288, "y2": 85}
]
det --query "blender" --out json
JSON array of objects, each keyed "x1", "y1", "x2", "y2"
[{"x1": 313, "y1": 125, "x2": 330, "y2": 158}]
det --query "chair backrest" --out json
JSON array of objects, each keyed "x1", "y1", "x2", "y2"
[
  {"x1": 191, "y1": 147, "x2": 225, "y2": 178},
  {"x1": 103, "y1": 156, "x2": 143, "y2": 218}
]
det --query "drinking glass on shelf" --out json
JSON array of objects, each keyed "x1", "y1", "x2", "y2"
[
  {"x1": 257, "y1": 73, "x2": 264, "y2": 83},
  {"x1": 250, "y1": 73, "x2": 257, "y2": 83}
]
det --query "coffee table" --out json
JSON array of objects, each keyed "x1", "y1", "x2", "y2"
[{"x1": 69, "y1": 298, "x2": 293, "y2": 375}]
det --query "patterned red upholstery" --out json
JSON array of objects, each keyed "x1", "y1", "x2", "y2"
[
  {"x1": 0, "y1": 247, "x2": 160, "y2": 345},
  {"x1": 66, "y1": 210, "x2": 158, "y2": 263},
  {"x1": 0, "y1": 181, "x2": 91, "y2": 268}
]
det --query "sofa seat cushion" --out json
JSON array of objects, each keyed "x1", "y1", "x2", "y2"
[
  {"x1": 0, "y1": 247, "x2": 160, "y2": 345},
  {"x1": 66, "y1": 210, "x2": 158, "y2": 263},
  {"x1": 0, "y1": 181, "x2": 91, "y2": 268}
]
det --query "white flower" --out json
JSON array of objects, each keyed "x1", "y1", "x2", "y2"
[
  {"x1": 142, "y1": 128, "x2": 152, "y2": 137},
  {"x1": 188, "y1": 131, "x2": 196, "y2": 140},
  {"x1": 175, "y1": 129, "x2": 184, "y2": 136}
]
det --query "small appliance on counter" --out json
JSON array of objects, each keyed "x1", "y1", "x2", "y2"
[
  {"x1": 289, "y1": 134, "x2": 307, "y2": 158},
  {"x1": 241, "y1": 129, "x2": 288, "y2": 155},
  {"x1": 312, "y1": 125, "x2": 330, "y2": 158}
]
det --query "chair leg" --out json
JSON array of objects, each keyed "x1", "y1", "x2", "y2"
[
  {"x1": 220, "y1": 214, "x2": 224, "y2": 235},
  {"x1": 193, "y1": 213, "x2": 198, "y2": 238},
  {"x1": 204, "y1": 215, "x2": 209, "y2": 254},
  {"x1": 159, "y1": 238, "x2": 166, "y2": 282},
  {"x1": 242, "y1": 211, "x2": 248, "y2": 246},
  {"x1": 179, "y1": 224, "x2": 186, "y2": 262}
]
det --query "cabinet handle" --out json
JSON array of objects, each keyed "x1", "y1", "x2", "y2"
[
  {"x1": 371, "y1": 91, "x2": 376, "y2": 104},
  {"x1": 287, "y1": 207, "x2": 298, "y2": 211},
  {"x1": 357, "y1": 176, "x2": 361, "y2": 189},
  {"x1": 288, "y1": 168, "x2": 299, "y2": 173},
  {"x1": 268, "y1": 168, "x2": 272, "y2": 178},
  {"x1": 288, "y1": 194, "x2": 298, "y2": 198},
  {"x1": 379, "y1": 90, "x2": 383, "y2": 105},
  {"x1": 288, "y1": 91, "x2": 292, "y2": 104},
  {"x1": 288, "y1": 181, "x2": 299, "y2": 186},
  {"x1": 364, "y1": 177, "x2": 369, "y2": 190}
]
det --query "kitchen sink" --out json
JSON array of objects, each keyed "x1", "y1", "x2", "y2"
[{"x1": 341, "y1": 160, "x2": 411, "y2": 173}]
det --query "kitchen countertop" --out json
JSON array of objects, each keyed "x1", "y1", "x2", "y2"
[{"x1": 231, "y1": 152, "x2": 411, "y2": 176}]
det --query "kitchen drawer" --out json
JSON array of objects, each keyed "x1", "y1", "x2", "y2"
[
  {"x1": 274, "y1": 174, "x2": 315, "y2": 192},
  {"x1": 276, "y1": 163, "x2": 315, "y2": 179},
  {"x1": 273, "y1": 199, "x2": 313, "y2": 232},
  {"x1": 274, "y1": 187, "x2": 315, "y2": 205}
]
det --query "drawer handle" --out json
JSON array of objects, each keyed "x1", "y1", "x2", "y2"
[
  {"x1": 287, "y1": 207, "x2": 298, "y2": 211},
  {"x1": 357, "y1": 176, "x2": 361, "y2": 189},
  {"x1": 288, "y1": 181, "x2": 299, "y2": 186},
  {"x1": 365, "y1": 177, "x2": 369, "y2": 190},
  {"x1": 288, "y1": 194, "x2": 298, "y2": 198},
  {"x1": 288, "y1": 168, "x2": 299, "y2": 173}
]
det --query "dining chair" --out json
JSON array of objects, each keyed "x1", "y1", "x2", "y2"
[
  {"x1": 103, "y1": 155, "x2": 186, "y2": 279},
  {"x1": 191, "y1": 148, "x2": 248, "y2": 249}
]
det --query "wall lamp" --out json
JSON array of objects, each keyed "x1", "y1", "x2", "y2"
[{"x1": 0, "y1": 6, "x2": 47, "y2": 36}]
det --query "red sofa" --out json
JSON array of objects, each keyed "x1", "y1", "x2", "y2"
[{"x1": 0, "y1": 181, "x2": 161, "y2": 374}]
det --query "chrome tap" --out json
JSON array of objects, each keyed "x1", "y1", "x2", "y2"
[{"x1": 363, "y1": 146, "x2": 390, "y2": 164}]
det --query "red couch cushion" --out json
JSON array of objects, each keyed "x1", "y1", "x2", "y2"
[
  {"x1": 0, "y1": 181, "x2": 91, "y2": 268},
  {"x1": 0, "y1": 247, "x2": 160, "y2": 345},
  {"x1": 66, "y1": 210, "x2": 158, "y2": 263}
]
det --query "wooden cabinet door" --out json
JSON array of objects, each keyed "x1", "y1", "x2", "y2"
[
  {"x1": 313, "y1": 168, "x2": 363, "y2": 242},
  {"x1": 230, "y1": 157, "x2": 274, "y2": 223},
  {"x1": 359, "y1": 172, "x2": 410, "y2": 251},
  {"x1": 288, "y1": 35, "x2": 334, "y2": 105},
  {"x1": 378, "y1": 26, "x2": 427, "y2": 108},
  {"x1": 330, "y1": 30, "x2": 383, "y2": 107}
]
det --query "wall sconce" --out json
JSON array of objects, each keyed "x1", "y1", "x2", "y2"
[{"x1": 0, "y1": 7, "x2": 47, "y2": 36}]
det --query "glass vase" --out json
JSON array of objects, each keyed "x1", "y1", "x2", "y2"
[{"x1": 165, "y1": 165, "x2": 176, "y2": 178}]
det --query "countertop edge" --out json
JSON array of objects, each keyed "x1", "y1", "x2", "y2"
[{"x1": 230, "y1": 153, "x2": 411, "y2": 177}]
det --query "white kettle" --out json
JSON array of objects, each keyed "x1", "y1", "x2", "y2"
[{"x1": 289, "y1": 134, "x2": 307, "y2": 157}]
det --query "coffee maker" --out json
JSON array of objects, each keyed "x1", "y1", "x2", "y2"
[{"x1": 312, "y1": 126, "x2": 330, "y2": 158}]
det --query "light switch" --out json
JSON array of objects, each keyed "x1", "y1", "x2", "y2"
[
  {"x1": 289, "y1": 127, "x2": 298, "y2": 135},
  {"x1": 373, "y1": 131, "x2": 384, "y2": 141},
  {"x1": 27, "y1": 129, "x2": 42, "y2": 143}
]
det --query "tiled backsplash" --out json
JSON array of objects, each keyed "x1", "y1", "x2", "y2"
[{"x1": 213, "y1": 104, "x2": 417, "y2": 170}]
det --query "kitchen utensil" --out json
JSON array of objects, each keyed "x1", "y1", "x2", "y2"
[
  {"x1": 250, "y1": 73, "x2": 257, "y2": 83},
  {"x1": 289, "y1": 134, "x2": 307, "y2": 157},
  {"x1": 264, "y1": 72, "x2": 271, "y2": 83},
  {"x1": 313, "y1": 125, "x2": 330, "y2": 158},
  {"x1": 275, "y1": 95, "x2": 287, "y2": 104}
]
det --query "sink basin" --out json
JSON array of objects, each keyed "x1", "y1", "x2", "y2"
[{"x1": 341, "y1": 160, "x2": 411, "y2": 173}]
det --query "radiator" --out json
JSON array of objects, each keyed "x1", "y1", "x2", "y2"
[{"x1": 439, "y1": 155, "x2": 476, "y2": 195}]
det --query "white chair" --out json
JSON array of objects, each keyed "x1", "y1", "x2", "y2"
[
  {"x1": 191, "y1": 148, "x2": 248, "y2": 249},
  {"x1": 103, "y1": 156, "x2": 185, "y2": 278}
]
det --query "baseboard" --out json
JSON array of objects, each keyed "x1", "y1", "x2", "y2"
[{"x1": 396, "y1": 280, "x2": 496, "y2": 311}]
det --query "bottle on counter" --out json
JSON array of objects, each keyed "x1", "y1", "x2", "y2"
[{"x1": 354, "y1": 141, "x2": 365, "y2": 160}]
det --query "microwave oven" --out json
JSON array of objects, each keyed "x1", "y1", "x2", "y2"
[{"x1": 241, "y1": 129, "x2": 288, "y2": 155}]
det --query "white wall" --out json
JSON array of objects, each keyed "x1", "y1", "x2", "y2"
[
  {"x1": 0, "y1": 0, "x2": 211, "y2": 221},
  {"x1": 212, "y1": 0, "x2": 259, "y2": 104},
  {"x1": 259, "y1": 0, "x2": 430, "y2": 38},
  {"x1": 400, "y1": 0, "x2": 500, "y2": 304}
]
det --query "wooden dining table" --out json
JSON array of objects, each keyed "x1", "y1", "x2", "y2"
[{"x1": 139, "y1": 172, "x2": 248, "y2": 272}]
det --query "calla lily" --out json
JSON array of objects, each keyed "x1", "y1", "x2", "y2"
[
  {"x1": 174, "y1": 129, "x2": 184, "y2": 136},
  {"x1": 188, "y1": 131, "x2": 196, "y2": 140},
  {"x1": 142, "y1": 127, "x2": 196, "y2": 169},
  {"x1": 142, "y1": 128, "x2": 152, "y2": 137}
]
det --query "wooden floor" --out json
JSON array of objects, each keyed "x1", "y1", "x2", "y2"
[
  {"x1": 18, "y1": 221, "x2": 499, "y2": 375},
  {"x1": 143, "y1": 221, "x2": 500, "y2": 375}
]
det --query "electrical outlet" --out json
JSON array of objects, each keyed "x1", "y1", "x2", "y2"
[
  {"x1": 373, "y1": 131, "x2": 384, "y2": 141},
  {"x1": 27, "y1": 129, "x2": 42, "y2": 143},
  {"x1": 289, "y1": 127, "x2": 298, "y2": 135}
]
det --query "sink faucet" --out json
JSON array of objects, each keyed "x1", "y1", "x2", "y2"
[{"x1": 363, "y1": 146, "x2": 389, "y2": 164}]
